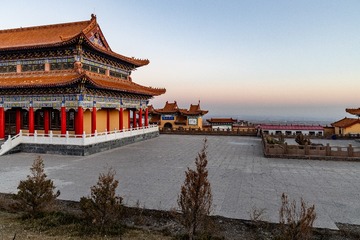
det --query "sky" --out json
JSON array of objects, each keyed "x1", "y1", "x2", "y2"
[{"x1": 1, "y1": 0, "x2": 360, "y2": 122}]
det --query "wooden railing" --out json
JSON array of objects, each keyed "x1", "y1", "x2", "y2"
[{"x1": 0, "y1": 125, "x2": 159, "y2": 156}]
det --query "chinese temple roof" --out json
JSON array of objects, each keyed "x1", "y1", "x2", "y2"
[
  {"x1": 346, "y1": 108, "x2": 360, "y2": 116},
  {"x1": 149, "y1": 101, "x2": 208, "y2": 116},
  {"x1": 0, "y1": 15, "x2": 149, "y2": 67},
  {"x1": 0, "y1": 69, "x2": 165, "y2": 96},
  {"x1": 331, "y1": 117, "x2": 360, "y2": 128}
]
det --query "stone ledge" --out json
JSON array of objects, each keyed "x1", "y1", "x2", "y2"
[{"x1": 8, "y1": 131, "x2": 159, "y2": 156}]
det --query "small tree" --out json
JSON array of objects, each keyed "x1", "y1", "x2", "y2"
[
  {"x1": 278, "y1": 193, "x2": 316, "y2": 240},
  {"x1": 80, "y1": 168, "x2": 123, "y2": 233},
  {"x1": 13, "y1": 156, "x2": 60, "y2": 217},
  {"x1": 177, "y1": 138, "x2": 212, "y2": 240}
]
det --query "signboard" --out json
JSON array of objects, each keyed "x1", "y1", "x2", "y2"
[
  {"x1": 188, "y1": 118, "x2": 198, "y2": 125},
  {"x1": 162, "y1": 115, "x2": 174, "y2": 120}
]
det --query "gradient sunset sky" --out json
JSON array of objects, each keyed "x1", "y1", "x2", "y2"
[{"x1": 1, "y1": 0, "x2": 359, "y2": 121}]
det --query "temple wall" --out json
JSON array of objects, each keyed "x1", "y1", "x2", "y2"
[
  {"x1": 109, "y1": 109, "x2": 119, "y2": 131},
  {"x1": 344, "y1": 124, "x2": 360, "y2": 135},
  {"x1": 96, "y1": 109, "x2": 107, "y2": 132},
  {"x1": 123, "y1": 109, "x2": 130, "y2": 129},
  {"x1": 83, "y1": 109, "x2": 91, "y2": 134}
]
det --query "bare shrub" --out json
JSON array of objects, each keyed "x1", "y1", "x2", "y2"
[
  {"x1": 12, "y1": 156, "x2": 60, "y2": 217},
  {"x1": 249, "y1": 206, "x2": 267, "y2": 223},
  {"x1": 177, "y1": 138, "x2": 212, "y2": 240},
  {"x1": 80, "y1": 168, "x2": 123, "y2": 233},
  {"x1": 278, "y1": 193, "x2": 316, "y2": 240}
]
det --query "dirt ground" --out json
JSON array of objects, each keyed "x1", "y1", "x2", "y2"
[{"x1": 1, "y1": 193, "x2": 360, "y2": 240}]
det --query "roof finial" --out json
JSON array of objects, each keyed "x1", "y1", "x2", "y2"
[{"x1": 91, "y1": 13, "x2": 96, "y2": 20}]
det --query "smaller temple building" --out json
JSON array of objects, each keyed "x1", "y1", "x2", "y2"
[
  {"x1": 206, "y1": 118, "x2": 237, "y2": 130},
  {"x1": 330, "y1": 108, "x2": 360, "y2": 136},
  {"x1": 331, "y1": 117, "x2": 360, "y2": 135},
  {"x1": 148, "y1": 101, "x2": 208, "y2": 130}
]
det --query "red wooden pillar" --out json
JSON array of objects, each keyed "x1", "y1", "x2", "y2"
[
  {"x1": 44, "y1": 109, "x2": 49, "y2": 134},
  {"x1": 107, "y1": 109, "x2": 110, "y2": 131},
  {"x1": 61, "y1": 105, "x2": 66, "y2": 135},
  {"x1": 0, "y1": 106, "x2": 4, "y2": 139},
  {"x1": 133, "y1": 110, "x2": 137, "y2": 128},
  {"x1": 119, "y1": 108, "x2": 123, "y2": 131},
  {"x1": 16, "y1": 109, "x2": 21, "y2": 134},
  {"x1": 77, "y1": 107, "x2": 83, "y2": 135},
  {"x1": 138, "y1": 108, "x2": 143, "y2": 128},
  {"x1": 29, "y1": 107, "x2": 34, "y2": 135},
  {"x1": 127, "y1": 110, "x2": 130, "y2": 129},
  {"x1": 145, "y1": 108, "x2": 149, "y2": 127},
  {"x1": 92, "y1": 107, "x2": 96, "y2": 134}
]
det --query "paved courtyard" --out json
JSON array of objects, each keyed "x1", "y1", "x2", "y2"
[{"x1": 1, "y1": 135, "x2": 360, "y2": 229}]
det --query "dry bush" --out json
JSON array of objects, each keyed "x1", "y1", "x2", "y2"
[
  {"x1": 249, "y1": 206, "x2": 267, "y2": 223},
  {"x1": 278, "y1": 193, "x2": 316, "y2": 240},
  {"x1": 80, "y1": 168, "x2": 123, "y2": 233},
  {"x1": 177, "y1": 138, "x2": 212, "y2": 240},
  {"x1": 12, "y1": 156, "x2": 60, "y2": 217}
]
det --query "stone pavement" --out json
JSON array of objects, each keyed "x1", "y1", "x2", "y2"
[{"x1": 1, "y1": 135, "x2": 360, "y2": 229}]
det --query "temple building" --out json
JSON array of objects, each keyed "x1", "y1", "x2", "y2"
[
  {"x1": 329, "y1": 108, "x2": 360, "y2": 135},
  {"x1": 206, "y1": 118, "x2": 237, "y2": 131},
  {"x1": 0, "y1": 15, "x2": 165, "y2": 141},
  {"x1": 148, "y1": 101, "x2": 208, "y2": 129}
]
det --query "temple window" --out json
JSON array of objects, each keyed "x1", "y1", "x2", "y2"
[
  {"x1": 35, "y1": 110, "x2": 44, "y2": 130},
  {"x1": 83, "y1": 64, "x2": 106, "y2": 74},
  {"x1": 50, "y1": 62, "x2": 73, "y2": 70},
  {"x1": 0, "y1": 65, "x2": 16, "y2": 73},
  {"x1": 21, "y1": 111, "x2": 28, "y2": 128},
  {"x1": 50, "y1": 109, "x2": 61, "y2": 130},
  {"x1": 109, "y1": 70, "x2": 127, "y2": 79},
  {"x1": 66, "y1": 110, "x2": 75, "y2": 131},
  {"x1": 22, "y1": 64, "x2": 44, "y2": 72}
]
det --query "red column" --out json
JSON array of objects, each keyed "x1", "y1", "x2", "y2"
[
  {"x1": 107, "y1": 109, "x2": 110, "y2": 131},
  {"x1": 127, "y1": 110, "x2": 130, "y2": 129},
  {"x1": 119, "y1": 108, "x2": 123, "y2": 131},
  {"x1": 61, "y1": 106, "x2": 66, "y2": 135},
  {"x1": 29, "y1": 107, "x2": 34, "y2": 135},
  {"x1": 77, "y1": 107, "x2": 83, "y2": 135},
  {"x1": 16, "y1": 109, "x2": 21, "y2": 134},
  {"x1": 138, "y1": 108, "x2": 143, "y2": 128},
  {"x1": 145, "y1": 108, "x2": 149, "y2": 127},
  {"x1": 0, "y1": 107, "x2": 4, "y2": 139},
  {"x1": 133, "y1": 110, "x2": 137, "y2": 128},
  {"x1": 44, "y1": 109, "x2": 49, "y2": 134},
  {"x1": 92, "y1": 107, "x2": 97, "y2": 134}
]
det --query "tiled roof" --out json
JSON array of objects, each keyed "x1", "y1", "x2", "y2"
[
  {"x1": 346, "y1": 108, "x2": 360, "y2": 116},
  {"x1": 0, "y1": 15, "x2": 149, "y2": 67},
  {"x1": 259, "y1": 124, "x2": 324, "y2": 131},
  {"x1": 0, "y1": 20, "x2": 90, "y2": 49},
  {"x1": 152, "y1": 101, "x2": 208, "y2": 115},
  {"x1": 331, "y1": 117, "x2": 360, "y2": 128},
  {"x1": 85, "y1": 71, "x2": 165, "y2": 96},
  {"x1": 0, "y1": 70, "x2": 80, "y2": 88},
  {"x1": 206, "y1": 118, "x2": 237, "y2": 123},
  {"x1": 0, "y1": 70, "x2": 166, "y2": 96},
  {"x1": 154, "y1": 101, "x2": 181, "y2": 113}
]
